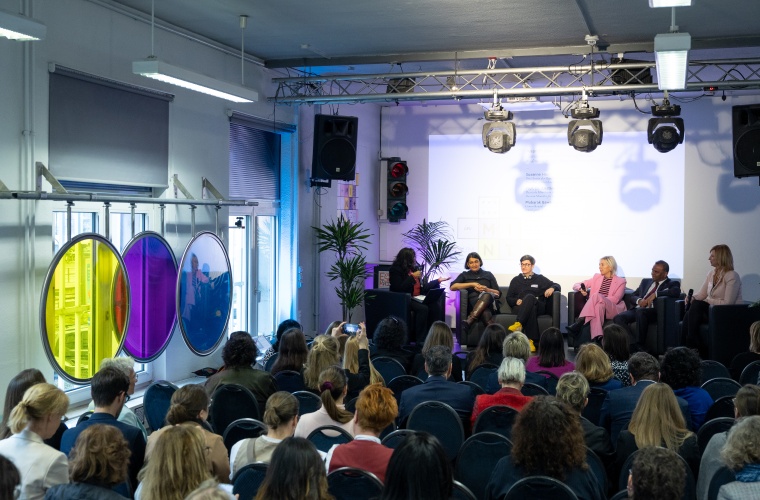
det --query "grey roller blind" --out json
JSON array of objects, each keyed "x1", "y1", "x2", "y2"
[{"x1": 229, "y1": 113, "x2": 285, "y2": 200}]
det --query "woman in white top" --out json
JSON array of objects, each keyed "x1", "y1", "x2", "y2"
[
  {"x1": 0, "y1": 383, "x2": 69, "y2": 500},
  {"x1": 295, "y1": 366, "x2": 355, "y2": 438}
]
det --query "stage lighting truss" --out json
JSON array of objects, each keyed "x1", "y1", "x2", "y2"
[
  {"x1": 567, "y1": 98, "x2": 603, "y2": 153},
  {"x1": 482, "y1": 95, "x2": 516, "y2": 154},
  {"x1": 648, "y1": 97, "x2": 684, "y2": 153}
]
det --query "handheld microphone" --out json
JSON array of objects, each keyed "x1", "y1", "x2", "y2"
[
  {"x1": 685, "y1": 288, "x2": 694, "y2": 311},
  {"x1": 580, "y1": 283, "x2": 587, "y2": 292}
]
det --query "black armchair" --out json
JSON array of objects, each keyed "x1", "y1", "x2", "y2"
[{"x1": 364, "y1": 288, "x2": 445, "y2": 341}]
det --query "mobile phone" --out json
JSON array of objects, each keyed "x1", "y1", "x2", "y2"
[
  {"x1": 580, "y1": 283, "x2": 587, "y2": 292},
  {"x1": 343, "y1": 323, "x2": 360, "y2": 335}
]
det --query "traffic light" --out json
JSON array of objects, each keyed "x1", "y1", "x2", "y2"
[{"x1": 387, "y1": 158, "x2": 408, "y2": 222}]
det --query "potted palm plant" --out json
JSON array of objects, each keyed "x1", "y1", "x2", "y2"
[
  {"x1": 313, "y1": 215, "x2": 373, "y2": 321},
  {"x1": 402, "y1": 219, "x2": 460, "y2": 283}
]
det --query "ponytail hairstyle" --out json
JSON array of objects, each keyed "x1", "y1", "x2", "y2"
[
  {"x1": 165, "y1": 384, "x2": 209, "y2": 426},
  {"x1": 303, "y1": 335, "x2": 340, "y2": 390},
  {"x1": 343, "y1": 336, "x2": 384, "y2": 386},
  {"x1": 9, "y1": 383, "x2": 69, "y2": 434},
  {"x1": 262, "y1": 392, "x2": 299, "y2": 431},
  {"x1": 318, "y1": 366, "x2": 353, "y2": 424}
]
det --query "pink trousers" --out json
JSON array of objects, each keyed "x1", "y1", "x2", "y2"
[{"x1": 579, "y1": 293, "x2": 618, "y2": 338}]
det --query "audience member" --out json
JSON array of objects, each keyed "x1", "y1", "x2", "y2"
[
  {"x1": 660, "y1": 346, "x2": 713, "y2": 430},
  {"x1": 450, "y1": 251, "x2": 501, "y2": 335},
  {"x1": 87, "y1": 357, "x2": 147, "y2": 440},
  {"x1": 729, "y1": 321, "x2": 760, "y2": 380},
  {"x1": 526, "y1": 327, "x2": 575, "y2": 378},
  {"x1": 0, "y1": 383, "x2": 69, "y2": 500},
  {"x1": 145, "y1": 384, "x2": 229, "y2": 484},
  {"x1": 270, "y1": 328, "x2": 309, "y2": 375},
  {"x1": 718, "y1": 415, "x2": 760, "y2": 499},
  {"x1": 303, "y1": 335, "x2": 341, "y2": 392},
  {"x1": 324, "y1": 321, "x2": 349, "y2": 359},
  {"x1": 575, "y1": 343, "x2": 624, "y2": 391},
  {"x1": 471, "y1": 357, "x2": 532, "y2": 426},
  {"x1": 229, "y1": 391, "x2": 298, "y2": 478},
  {"x1": 567, "y1": 256, "x2": 627, "y2": 341},
  {"x1": 0, "y1": 455, "x2": 21, "y2": 500},
  {"x1": 254, "y1": 437, "x2": 332, "y2": 500},
  {"x1": 326, "y1": 384, "x2": 398, "y2": 482},
  {"x1": 184, "y1": 479, "x2": 235, "y2": 500},
  {"x1": 343, "y1": 332, "x2": 382, "y2": 401},
  {"x1": 484, "y1": 396, "x2": 604, "y2": 500},
  {"x1": 505, "y1": 254, "x2": 560, "y2": 345},
  {"x1": 466, "y1": 324, "x2": 506, "y2": 379},
  {"x1": 262, "y1": 319, "x2": 302, "y2": 365},
  {"x1": 627, "y1": 446, "x2": 685, "y2": 500},
  {"x1": 410, "y1": 321, "x2": 462, "y2": 381},
  {"x1": 556, "y1": 371, "x2": 613, "y2": 458},
  {"x1": 379, "y1": 432, "x2": 453, "y2": 500},
  {"x1": 485, "y1": 331, "x2": 548, "y2": 393},
  {"x1": 371, "y1": 316, "x2": 414, "y2": 372},
  {"x1": 44, "y1": 424, "x2": 130, "y2": 499},
  {"x1": 295, "y1": 366, "x2": 355, "y2": 438},
  {"x1": 602, "y1": 324, "x2": 632, "y2": 387}
]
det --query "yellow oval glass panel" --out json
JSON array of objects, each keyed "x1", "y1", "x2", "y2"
[{"x1": 41, "y1": 233, "x2": 130, "y2": 384}]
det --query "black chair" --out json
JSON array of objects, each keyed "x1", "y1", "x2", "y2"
[
  {"x1": 700, "y1": 360, "x2": 731, "y2": 385},
  {"x1": 707, "y1": 466, "x2": 736, "y2": 500},
  {"x1": 372, "y1": 356, "x2": 407, "y2": 383},
  {"x1": 472, "y1": 405, "x2": 519, "y2": 440},
  {"x1": 292, "y1": 390, "x2": 322, "y2": 416},
  {"x1": 387, "y1": 375, "x2": 424, "y2": 405},
  {"x1": 77, "y1": 410, "x2": 94, "y2": 425},
  {"x1": 739, "y1": 360, "x2": 760, "y2": 385},
  {"x1": 380, "y1": 428, "x2": 415, "y2": 449},
  {"x1": 407, "y1": 401, "x2": 465, "y2": 462},
  {"x1": 210, "y1": 384, "x2": 261, "y2": 435},
  {"x1": 704, "y1": 396, "x2": 736, "y2": 422},
  {"x1": 701, "y1": 377, "x2": 742, "y2": 400},
  {"x1": 535, "y1": 371, "x2": 560, "y2": 395},
  {"x1": 363, "y1": 289, "x2": 412, "y2": 341},
  {"x1": 454, "y1": 432, "x2": 512, "y2": 500},
  {"x1": 609, "y1": 490, "x2": 629, "y2": 500},
  {"x1": 273, "y1": 369, "x2": 306, "y2": 393},
  {"x1": 618, "y1": 449, "x2": 696, "y2": 499},
  {"x1": 457, "y1": 380, "x2": 485, "y2": 395},
  {"x1": 232, "y1": 462, "x2": 268, "y2": 500},
  {"x1": 326, "y1": 467, "x2": 383, "y2": 500},
  {"x1": 451, "y1": 480, "x2": 477, "y2": 500},
  {"x1": 264, "y1": 353, "x2": 278, "y2": 372},
  {"x1": 504, "y1": 475, "x2": 579, "y2": 500},
  {"x1": 344, "y1": 396, "x2": 358, "y2": 413},
  {"x1": 307, "y1": 425, "x2": 353, "y2": 453},
  {"x1": 521, "y1": 382, "x2": 549, "y2": 396},
  {"x1": 469, "y1": 363, "x2": 498, "y2": 391},
  {"x1": 143, "y1": 380, "x2": 178, "y2": 431},
  {"x1": 222, "y1": 418, "x2": 267, "y2": 453},
  {"x1": 697, "y1": 417, "x2": 734, "y2": 456},
  {"x1": 585, "y1": 447, "x2": 607, "y2": 496},
  {"x1": 581, "y1": 387, "x2": 608, "y2": 426},
  {"x1": 454, "y1": 351, "x2": 469, "y2": 374}
]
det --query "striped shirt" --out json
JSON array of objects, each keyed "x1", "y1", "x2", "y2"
[{"x1": 598, "y1": 277, "x2": 612, "y2": 296}]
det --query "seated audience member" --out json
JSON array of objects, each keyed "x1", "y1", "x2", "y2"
[
  {"x1": 379, "y1": 432, "x2": 453, "y2": 500},
  {"x1": 398, "y1": 346, "x2": 476, "y2": 423},
  {"x1": 466, "y1": 324, "x2": 507, "y2": 379},
  {"x1": 270, "y1": 328, "x2": 309, "y2": 375},
  {"x1": 61, "y1": 367, "x2": 145, "y2": 494},
  {"x1": 410, "y1": 321, "x2": 463, "y2": 382},
  {"x1": 1, "y1": 368, "x2": 67, "y2": 450},
  {"x1": 261, "y1": 319, "x2": 302, "y2": 365},
  {"x1": 717, "y1": 415, "x2": 760, "y2": 499},
  {"x1": 45, "y1": 424, "x2": 130, "y2": 499},
  {"x1": 627, "y1": 446, "x2": 685, "y2": 500},
  {"x1": 254, "y1": 437, "x2": 332, "y2": 500},
  {"x1": 602, "y1": 324, "x2": 632, "y2": 387},
  {"x1": 485, "y1": 331, "x2": 548, "y2": 394},
  {"x1": 660, "y1": 346, "x2": 713, "y2": 430},
  {"x1": 136, "y1": 425, "x2": 213, "y2": 500},
  {"x1": 326, "y1": 384, "x2": 398, "y2": 482},
  {"x1": 575, "y1": 343, "x2": 623, "y2": 391},
  {"x1": 295, "y1": 366, "x2": 355, "y2": 438},
  {"x1": 556, "y1": 372, "x2": 613, "y2": 458},
  {"x1": 324, "y1": 321, "x2": 350, "y2": 359},
  {"x1": 303, "y1": 335, "x2": 341, "y2": 392},
  {"x1": 184, "y1": 479, "x2": 236, "y2": 500},
  {"x1": 526, "y1": 327, "x2": 575, "y2": 379},
  {"x1": 567, "y1": 256, "x2": 627, "y2": 341},
  {"x1": 87, "y1": 357, "x2": 147, "y2": 440},
  {"x1": 729, "y1": 321, "x2": 760, "y2": 380},
  {"x1": 0, "y1": 455, "x2": 21, "y2": 500},
  {"x1": 505, "y1": 254, "x2": 561, "y2": 346},
  {"x1": 484, "y1": 396, "x2": 605, "y2": 500},
  {"x1": 697, "y1": 384, "x2": 760, "y2": 500},
  {"x1": 229, "y1": 391, "x2": 298, "y2": 478},
  {"x1": 371, "y1": 316, "x2": 415, "y2": 372},
  {"x1": 343, "y1": 331, "x2": 382, "y2": 401},
  {"x1": 615, "y1": 383, "x2": 699, "y2": 479},
  {"x1": 145, "y1": 384, "x2": 229, "y2": 484},
  {"x1": 0, "y1": 383, "x2": 69, "y2": 500},
  {"x1": 471, "y1": 357, "x2": 533, "y2": 426}
]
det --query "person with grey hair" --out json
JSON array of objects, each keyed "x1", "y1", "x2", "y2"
[
  {"x1": 717, "y1": 415, "x2": 760, "y2": 499},
  {"x1": 471, "y1": 357, "x2": 532, "y2": 426},
  {"x1": 556, "y1": 372, "x2": 612, "y2": 457},
  {"x1": 86, "y1": 357, "x2": 147, "y2": 439},
  {"x1": 398, "y1": 345, "x2": 475, "y2": 423},
  {"x1": 486, "y1": 331, "x2": 548, "y2": 393}
]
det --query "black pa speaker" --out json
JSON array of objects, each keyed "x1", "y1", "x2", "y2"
[
  {"x1": 312, "y1": 114, "x2": 358, "y2": 181},
  {"x1": 732, "y1": 104, "x2": 760, "y2": 178}
]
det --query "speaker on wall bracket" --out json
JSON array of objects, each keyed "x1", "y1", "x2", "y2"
[
  {"x1": 732, "y1": 104, "x2": 760, "y2": 180},
  {"x1": 311, "y1": 114, "x2": 358, "y2": 183}
]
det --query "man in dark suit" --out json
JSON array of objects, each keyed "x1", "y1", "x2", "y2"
[
  {"x1": 599, "y1": 352, "x2": 692, "y2": 446},
  {"x1": 613, "y1": 260, "x2": 681, "y2": 352},
  {"x1": 398, "y1": 345, "x2": 475, "y2": 423}
]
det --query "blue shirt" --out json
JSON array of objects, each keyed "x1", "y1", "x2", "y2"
[{"x1": 673, "y1": 386, "x2": 713, "y2": 430}]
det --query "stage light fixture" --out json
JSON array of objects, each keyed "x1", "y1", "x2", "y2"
[
  {"x1": 648, "y1": 95, "x2": 684, "y2": 153},
  {"x1": 482, "y1": 94, "x2": 516, "y2": 154},
  {"x1": 567, "y1": 99, "x2": 603, "y2": 153}
]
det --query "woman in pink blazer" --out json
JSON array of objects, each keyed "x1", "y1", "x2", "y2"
[{"x1": 568, "y1": 256, "x2": 627, "y2": 339}]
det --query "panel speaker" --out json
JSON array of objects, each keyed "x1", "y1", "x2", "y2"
[
  {"x1": 732, "y1": 104, "x2": 760, "y2": 178},
  {"x1": 312, "y1": 114, "x2": 358, "y2": 181}
]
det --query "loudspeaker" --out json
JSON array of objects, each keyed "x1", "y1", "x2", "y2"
[
  {"x1": 312, "y1": 114, "x2": 358, "y2": 181},
  {"x1": 732, "y1": 104, "x2": 760, "y2": 178}
]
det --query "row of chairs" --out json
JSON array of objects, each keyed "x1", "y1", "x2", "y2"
[{"x1": 700, "y1": 358, "x2": 760, "y2": 386}]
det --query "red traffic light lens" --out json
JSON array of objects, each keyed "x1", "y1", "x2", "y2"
[{"x1": 390, "y1": 162, "x2": 408, "y2": 178}]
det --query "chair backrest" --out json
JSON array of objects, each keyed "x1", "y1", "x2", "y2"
[
  {"x1": 326, "y1": 467, "x2": 383, "y2": 500},
  {"x1": 380, "y1": 428, "x2": 415, "y2": 449},
  {"x1": 292, "y1": 390, "x2": 322, "y2": 416},
  {"x1": 469, "y1": 364, "x2": 498, "y2": 391},
  {"x1": 232, "y1": 462, "x2": 269, "y2": 500},
  {"x1": 372, "y1": 356, "x2": 407, "y2": 383},
  {"x1": 739, "y1": 360, "x2": 760, "y2": 385},
  {"x1": 707, "y1": 466, "x2": 736, "y2": 500},
  {"x1": 264, "y1": 353, "x2": 279, "y2": 372},
  {"x1": 307, "y1": 425, "x2": 353, "y2": 453},
  {"x1": 344, "y1": 396, "x2": 358, "y2": 413},
  {"x1": 210, "y1": 383, "x2": 261, "y2": 435},
  {"x1": 364, "y1": 289, "x2": 411, "y2": 340},
  {"x1": 457, "y1": 380, "x2": 485, "y2": 396},
  {"x1": 585, "y1": 447, "x2": 607, "y2": 495},
  {"x1": 697, "y1": 417, "x2": 734, "y2": 456},
  {"x1": 387, "y1": 375, "x2": 424, "y2": 405},
  {"x1": 222, "y1": 418, "x2": 268, "y2": 453},
  {"x1": 143, "y1": 380, "x2": 178, "y2": 431},
  {"x1": 701, "y1": 377, "x2": 742, "y2": 400},
  {"x1": 407, "y1": 401, "x2": 465, "y2": 462},
  {"x1": 535, "y1": 370, "x2": 560, "y2": 395},
  {"x1": 704, "y1": 396, "x2": 736, "y2": 422},
  {"x1": 521, "y1": 382, "x2": 549, "y2": 396},
  {"x1": 618, "y1": 448, "x2": 696, "y2": 499},
  {"x1": 700, "y1": 360, "x2": 731, "y2": 385},
  {"x1": 504, "y1": 475, "x2": 580, "y2": 500},
  {"x1": 609, "y1": 490, "x2": 629, "y2": 500},
  {"x1": 454, "y1": 432, "x2": 512, "y2": 500},
  {"x1": 272, "y1": 369, "x2": 306, "y2": 393},
  {"x1": 581, "y1": 387, "x2": 608, "y2": 426},
  {"x1": 472, "y1": 404, "x2": 519, "y2": 440},
  {"x1": 451, "y1": 480, "x2": 477, "y2": 500},
  {"x1": 77, "y1": 410, "x2": 94, "y2": 425}
]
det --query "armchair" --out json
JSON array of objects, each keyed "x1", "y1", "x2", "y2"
[{"x1": 364, "y1": 288, "x2": 445, "y2": 340}]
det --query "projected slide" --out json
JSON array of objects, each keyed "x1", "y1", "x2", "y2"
[{"x1": 429, "y1": 131, "x2": 684, "y2": 278}]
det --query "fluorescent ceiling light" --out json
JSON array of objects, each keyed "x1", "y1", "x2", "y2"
[
  {"x1": 654, "y1": 32, "x2": 691, "y2": 90},
  {"x1": 649, "y1": 0, "x2": 692, "y2": 7},
  {"x1": 132, "y1": 59, "x2": 258, "y2": 103},
  {"x1": 0, "y1": 8, "x2": 46, "y2": 41}
]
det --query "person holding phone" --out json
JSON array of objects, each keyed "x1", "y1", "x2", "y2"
[{"x1": 567, "y1": 256, "x2": 627, "y2": 341}]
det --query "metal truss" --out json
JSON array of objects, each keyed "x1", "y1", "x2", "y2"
[{"x1": 270, "y1": 59, "x2": 760, "y2": 104}]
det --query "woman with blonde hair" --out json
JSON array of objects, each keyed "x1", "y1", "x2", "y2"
[
  {"x1": 255, "y1": 437, "x2": 333, "y2": 500},
  {"x1": 615, "y1": 383, "x2": 698, "y2": 479},
  {"x1": 144, "y1": 384, "x2": 229, "y2": 484},
  {"x1": 135, "y1": 425, "x2": 213, "y2": 500},
  {"x1": 0, "y1": 383, "x2": 70, "y2": 500},
  {"x1": 295, "y1": 366, "x2": 354, "y2": 438},
  {"x1": 575, "y1": 343, "x2": 623, "y2": 391},
  {"x1": 342, "y1": 330, "x2": 382, "y2": 401},
  {"x1": 410, "y1": 321, "x2": 462, "y2": 381},
  {"x1": 303, "y1": 335, "x2": 341, "y2": 391},
  {"x1": 567, "y1": 256, "x2": 627, "y2": 340}
]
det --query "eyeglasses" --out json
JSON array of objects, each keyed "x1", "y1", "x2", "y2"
[{"x1": 520, "y1": 262, "x2": 533, "y2": 267}]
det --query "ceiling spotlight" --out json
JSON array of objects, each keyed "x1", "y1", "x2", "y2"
[
  {"x1": 648, "y1": 94, "x2": 684, "y2": 153},
  {"x1": 482, "y1": 93, "x2": 516, "y2": 154},
  {"x1": 567, "y1": 97, "x2": 603, "y2": 152}
]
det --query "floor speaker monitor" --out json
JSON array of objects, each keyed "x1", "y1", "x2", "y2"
[
  {"x1": 732, "y1": 104, "x2": 760, "y2": 178},
  {"x1": 312, "y1": 114, "x2": 358, "y2": 181}
]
